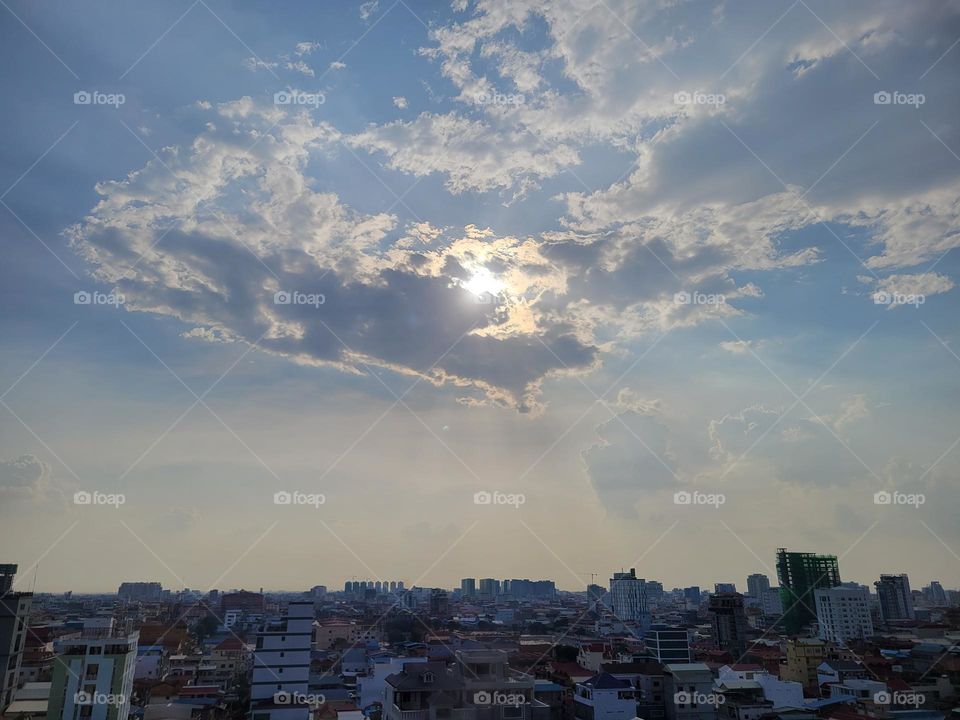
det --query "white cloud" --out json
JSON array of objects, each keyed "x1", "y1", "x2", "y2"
[{"x1": 392, "y1": 96, "x2": 408, "y2": 109}]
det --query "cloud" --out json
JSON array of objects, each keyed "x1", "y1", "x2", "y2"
[
  {"x1": 582, "y1": 390, "x2": 676, "y2": 517},
  {"x1": 867, "y1": 272, "x2": 955, "y2": 307},
  {"x1": 392, "y1": 96, "x2": 408, "y2": 109},
  {"x1": 67, "y1": 102, "x2": 598, "y2": 412},
  {"x1": 0, "y1": 454, "x2": 51, "y2": 501}
]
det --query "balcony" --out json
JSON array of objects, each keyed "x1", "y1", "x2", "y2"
[{"x1": 392, "y1": 705, "x2": 429, "y2": 720}]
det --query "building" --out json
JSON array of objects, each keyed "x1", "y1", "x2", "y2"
[
  {"x1": 609, "y1": 569, "x2": 650, "y2": 630},
  {"x1": 922, "y1": 581, "x2": 947, "y2": 606},
  {"x1": 221, "y1": 590, "x2": 266, "y2": 615},
  {"x1": 116, "y1": 582, "x2": 163, "y2": 602},
  {"x1": 478, "y1": 579, "x2": 500, "y2": 598},
  {"x1": 780, "y1": 638, "x2": 854, "y2": 689},
  {"x1": 383, "y1": 650, "x2": 542, "y2": 720},
  {"x1": 250, "y1": 600, "x2": 314, "y2": 720},
  {"x1": 745, "y1": 575, "x2": 770, "y2": 598},
  {"x1": 574, "y1": 673, "x2": 636, "y2": 720},
  {"x1": 683, "y1": 588, "x2": 701, "y2": 607},
  {"x1": 46, "y1": 623, "x2": 138, "y2": 720},
  {"x1": 0, "y1": 564, "x2": 32, "y2": 710},
  {"x1": 874, "y1": 575, "x2": 915, "y2": 622},
  {"x1": 758, "y1": 589, "x2": 783, "y2": 618},
  {"x1": 775, "y1": 549, "x2": 841, "y2": 634},
  {"x1": 814, "y1": 587, "x2": 873, "y2": 645},
  {"x1": 461, "y1": 579, "x2": 477, "y2": 598},
  {"x1": 709, "y1": 594, "x2": 748, "y2": 658},
  {"x1": 587, "y1": 585, "x2": 608, "y2": 609},
  {"x1": 504, "y1": 580, "x2": 556, "y2": 600},
  {"x1": 646, "y1": 625, "x2": 691, "y2": 663},
  {"x1": 662, "y1": 663, "x2": 717, "y2": 720},
  {"x1": 714, "y1": 584, "x2": 736, "y2": 595}
]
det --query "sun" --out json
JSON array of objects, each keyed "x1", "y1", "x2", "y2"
[{"x1": 462, "y1": 268, "x2": 506, "y2": 298}]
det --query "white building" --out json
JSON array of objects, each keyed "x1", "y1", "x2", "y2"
[
  {"x1": 663, "y1": 663, "x2": 717, "y2": 720},
  {"x1": 46, "y1": 626, "x2": 138, "y2": 720},
  {"x1": 358, "y1": 654, "x2": 427, "y2": 709},
  {"x1": 609, "y1": 569, "x2": 650, "y2": 631},
  {"x1": 717, "y1": 666, "x2": 803, "y2": 710},
  {"x1": 759, "y1": 589, "x2": 783, "y2": 617},
  {"x1": 574, "y1": 673, "x2": 636, "y2": 720},
  {"x1": 814, "y1": 587, "x2": 873, "y2": 645},
  {"x1": 250, "y1": 600, "x2": 314, "y2": 720}
]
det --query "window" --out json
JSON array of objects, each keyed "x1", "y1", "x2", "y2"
[
  {"x1": 88, "y1": 646, "x2": 102, "y2": 655},
  {"x1": 85, "y1": 664, "x2": 99, "y2": 680}
]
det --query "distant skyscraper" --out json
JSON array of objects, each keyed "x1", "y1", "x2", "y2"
[
  {"x1": 709, "y1": 593, "x2": 748, "y2": 657},
  {"x1": 923, "y1": 581, "x2": 947, "y2": 606},
  {"x1": 117, "y1": 581, "x2": 163, "y2": 602},
  {"x1": 683, "y1": 586, "x2": 701, "y2": 605},
  {"x1": 747, "y1": 574, "x2": 771, "y2": 597},
  {"x1": 714, "y1": 582, "x2": 736, "y2": 594},
  {"x1": 776, "y1": 548, "x2": 841, "y2": 634},
  {"x1": 815, "y1": 586, "x2": 873, "y2": 644},
  {"x1": 478, "y1": 578, "x2": 500, "y2": 598},
  {"x1": 587, "y1": 583, "x2": 608, "y2": 608},
  {"x1": 610, "y1": 569, "x2": 650, "y2": 630},
  {"x1": 875, "y1": 575, "x2": 915, "y2": 621},
  {"x1": 460, "y1": 578, "x2": 476, "y2": 597},
  {"x1": 646, "y1": 580, "x2": 664, "y2": 600},
  {"x1": 760, "y1": 587, "x2": 784, "y2": 617},
  {"x1": 389, "y1": 581, "x2": 397, "y2": 593},
  {"x1": 0, "y1": 564, "x2": 32, "y2": 709}
]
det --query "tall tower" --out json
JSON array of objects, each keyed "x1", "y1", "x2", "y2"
[
  {"x1": 875, "y1": 574, "x2": 915, "y2": 621},
  {"x1": 709, "y1": 593, "x2": 748, "y2": 657},
  {"x1": 776, "y1": 549, "x2": 840, "y2": 634},
  {"x1": 609, "y1": 569, "x2": 651, "y2": 632}
]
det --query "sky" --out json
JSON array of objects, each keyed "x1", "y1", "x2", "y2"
[{"x1": 1, "y1": 0, "x2": 959, "y2": 594}]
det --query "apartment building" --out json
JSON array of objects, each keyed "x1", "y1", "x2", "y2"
[
  {"x1": 46, "y1": 625, "x2": 138, "y2": 720},
  {"x1": 814, "y1": 587, "x2": 874, "y2": 645},
  {"x1": 250, "y1": 600, "x2": 313, "y2": 720}
]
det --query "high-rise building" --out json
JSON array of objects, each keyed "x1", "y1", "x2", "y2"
[
  {"x1": 46, "y1": 622, "x2": 138, "y2": 720},
  {"x1": 0, "y1": 564, "x2": 32, "y2": 710},
  {"x1": 389, "y1": 581, "x2": 397, "y2": 593},
  {"x1": 647, "y1": 581, "x2": 664, "y2": 600},
  {"x1": 250, "y1": 600, "x2": 314, "y2": 720},
  {"x1": 714, "y1": 583, "x2": 736, "y2": 594},
  {"x1": 646, "y1": 624, "x2": 691, "y2": 663},
  {"x1": 759, "y1": 588, "x2": 783, "y2": 617},
  {"x1": 923, "y1": 581, "x2": 947, "y2": 606},
  {"x1": 814, "y1": 587, "x2": 873, "y2": 644},
  {"x1": 746, "y1": 574, "x2": 770, "y2": 597},
  {"x1": 116, "y1": 582, "x2": 162, "y2": 602},
  {"x1": 708, "y1": 593, "x2": 748, "y2": 657},
  {"x1": 460, "y1": 578, "x2": 476, "y2": 597},
  {"x1": 587, "y1": 584, "x2": 608, "y2": 609},
  {"x1": 683, "y1": 587, "x2": 701, "y2": 606},
  {"x1": 874, "y1": 575, "x2": 915, "y2": 621},
  {"x1": 478, "y1": 578, "x2": 500, "y2": 598},
  {"x1": 503, "y1": 579, "x2": 556, "y2": 599},
  {"x1": 610, "y1": 569, "x2": 650, "y2": 630},
  {"x1": 776, "y1": 549, "x2": 841, "y2": 634}
]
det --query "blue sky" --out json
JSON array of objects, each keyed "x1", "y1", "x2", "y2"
[{"x1": 1, "y1": 0, "x2": 959, "y2": 593}]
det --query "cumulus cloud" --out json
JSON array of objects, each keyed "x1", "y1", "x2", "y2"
[
  {"x1": 582, "y1": 390, "x2": 676, "y2": 517},
  {"x1": 392, "y1": 96, "x2": 408, "y2": 109},
  {"x1": 0, "y1": 454, "x2": 51, "y2": 501}
]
